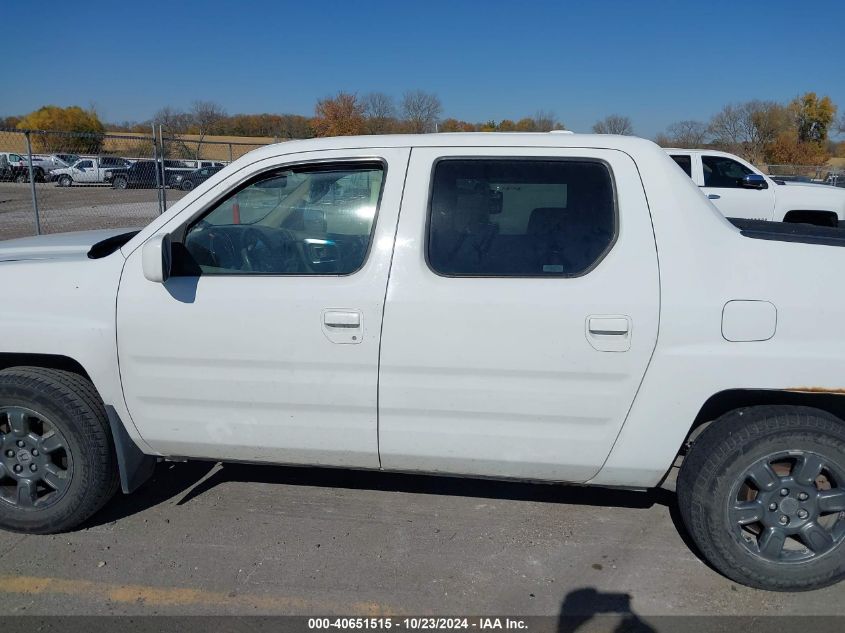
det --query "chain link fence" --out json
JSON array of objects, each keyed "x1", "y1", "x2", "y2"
[
  {"x1": 0, "y1": 128, "x2": 274, "y2": 240},
  {"x1": 763, "y1": 164, "x2": 843, "y2": 184}
]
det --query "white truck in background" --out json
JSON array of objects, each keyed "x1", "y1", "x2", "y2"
[
  {"x1": 0, "y1": 153, "x2": 76, "y2": 182},
  {"x1": 667, "y1": 149, "x2": 845, "y2": 226},
  {"x1": 51, "y1": 156, "x2": 130, "y2": 186}
]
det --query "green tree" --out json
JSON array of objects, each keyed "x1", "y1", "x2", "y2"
[{"x1": 16, "y1": 105, "x2": 105, "y2": 153}]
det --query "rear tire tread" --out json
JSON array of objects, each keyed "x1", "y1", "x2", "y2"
[{"x1": 678, "y1": 405, "x2": 845, "y2": 591}]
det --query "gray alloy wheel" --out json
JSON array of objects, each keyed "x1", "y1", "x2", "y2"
[
  {"x1": 729, "y1": 450, "x2": 845, "y2": 563},
  {"x1": 58, "y1": 175, "x2": 72, "y2": 187},
  {"x1": 181, "y1": 179, "x2": 195, "y2": 191},
  {"x1": 113, "y1": 175, "x2": 128, "y2": 190},
  {"x1": 0, "y1": 406, "x2": 73, "y2": 510},
  {"x1": 678, "y1": 405, "x2": 845, "y2": 590},
  {"x1": 0, "y1": 367, "x2": 119, "y2": 534}
]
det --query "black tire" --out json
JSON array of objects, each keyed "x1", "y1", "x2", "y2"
[
  {"x1": 181, "y1": 179, "x2": 195, "y2": 191},
  {"x1": 33, "y1": 168, "x2": 45, "y2": 183},
  {"x1": 0, "y1": 367, "x2": 119, "y2": 534},
  {"x1": 57, "y1": 175, "x2": 72, "y2": 187},
  {"x1": 14, "y1": 172, "x2": 27, "y2": 184},
  {"x1": 678, "y1": 405, "x2": 845, "y2": 591},
  {"x1": 112, "y1": 175, "x2": 128, "y2": 190}
]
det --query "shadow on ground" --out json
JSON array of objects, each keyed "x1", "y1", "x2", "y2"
[
  {"x1": 558, "y1": 588, "x2": 656, "y2": 632},
  {"x1": 84, "y1": 460, "x2": 698, "y2": 562}
]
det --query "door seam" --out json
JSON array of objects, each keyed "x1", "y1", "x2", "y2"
[{"x1": 375, "y1": 148, "x2": 413, "y2": 469}]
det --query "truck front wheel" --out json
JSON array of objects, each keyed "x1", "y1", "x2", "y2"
[
  {"x1": 678, "y1": 405, "x2": 845, "y2": 590},
  {"x1": 57, "y1": 175, "x2": 72, "y2": 187},
  {"x1": 0, "y1": 368, "x2": 119, "y2": 534}
]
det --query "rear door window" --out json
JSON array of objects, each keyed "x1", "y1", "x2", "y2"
[
  {"x1": 427, "y1": 159, "x2": 616, "y2": 277},
  {"x1": 670, "y1": 154, "x2": 692, "y2": 177}
]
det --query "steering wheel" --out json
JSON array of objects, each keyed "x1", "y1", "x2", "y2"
[
  {"x1": 242, "y1": 227, "x2": 305, "y2": 273},
  {"x1": 185, "y1": 225, "x2": 239, "y2": 270},
  {"x1": 241, "y1": 228, "x2": 281, "y2": 272}
]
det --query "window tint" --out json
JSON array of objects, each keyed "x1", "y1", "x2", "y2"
[
  {"x1": 181, "y1": 162, "x2": 384, "y2": 275},
  {"x1": 670, "y1": 154, "x2": 692, "y2": 177},
  {"x1": 77, "y1": 160, "x2": 93, "y2": 168},
  {"x1": 702, "y1": 155, "x2": 753, "y2": 188},
  {"x1": 428, "y1": 159, "x2": 615, "y2": 277}
]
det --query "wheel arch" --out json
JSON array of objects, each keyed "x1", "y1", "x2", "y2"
[
  {"x1": 0, "y1": 354, "x2": 156, "y2": 493},
  {"x1": 782, "y1": 210, "x2": 839, "y2": 227},
  {"x1": 0, "y1": 353, "x2": 91, "y2": 381},
  {"x1": 686, "y1": 388, "x2": 845, "y2": 449}
]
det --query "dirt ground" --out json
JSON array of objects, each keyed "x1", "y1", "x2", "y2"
[{"x1": 0, "y1": 182, "x2": 186, "y2": 240}]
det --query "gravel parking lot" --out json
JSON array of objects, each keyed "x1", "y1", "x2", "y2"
[
  {"x1": 0, "y1": 182, "x2": 186, "y2": 240},
  {"x1": 0, "y1": 461, "x2": 842, "y2": 620}
]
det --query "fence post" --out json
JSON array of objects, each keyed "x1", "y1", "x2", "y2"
[
  {"x1": 159, "y1": 125, "x2": 167, "y2": 212},
  {"x1": 151, "y1": 124, "x2": 164, "y2": 215},
  {"x1": 24, "y1": 130, "x2": 42, "y2": 235},
  {"x1": 228, "y1": 143, "x2": 233, "y2": 163}
]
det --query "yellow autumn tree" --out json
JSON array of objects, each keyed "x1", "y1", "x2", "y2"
[{"x1": 17, "y1": 105, "x2": 105, "y2": 153}]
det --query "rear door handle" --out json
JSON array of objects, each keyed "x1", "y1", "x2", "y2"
[
  {"x1": 322, "y1": 310, "x2": 363, "y2": 345},
  {"x1": 588, "y1": 317, "x2": 629, "y2": 335},
  {"x1": 586, "y1": 315, "x2": 632, "y2": 352},
  {"x1": 323, "y1": 311, "x2": 360, "y2": 328}
]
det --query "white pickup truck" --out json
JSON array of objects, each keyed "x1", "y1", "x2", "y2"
[
  {"x1": 0, "y1": 153, "x2": 74, "y2": 183},
  {"x1": 51, "y1": 156, "x2": 130, "y2": 186},
  {"x1": 667, "y1": 149, "x2": 845, "y2": 226},
  {"x1": 1, "y1": 133, "x2": 845, "y2": 591}
]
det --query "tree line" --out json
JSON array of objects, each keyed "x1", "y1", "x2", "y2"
[
  {"x1": 3, "y1": 90, "x2": 842, "y2": 165},
  {"x1": 651, "y1": 92, "x2": 840, "y2": 165}
]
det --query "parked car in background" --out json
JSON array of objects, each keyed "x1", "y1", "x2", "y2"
[
  {"x1": 667, "y1": 149, "x2": 845, "y2": 226},
  {"x1": 105, "y1": 160, "x2": 196, "y2": 189},
  {"x1": 0, "y1": 152, "x2": 66, "y2": 183},
  {"x1": 169, "y1": 165, "x2": 224, "y2": 190},
  {"x1": 52, "y1": 156, "x2": 130, "y2": 186},
  {"x1": 0, "y1": 153, "x2": 29, "y2": 182},
  {"x1": 180, "y1": 160, "x2": 225, "y2": 170},
  {"x1": 826, "y1": 172, "x2": 845, "y2": 188},
  {"x1": 2, "y1": 133, "x2": 845, "y2": 591}
]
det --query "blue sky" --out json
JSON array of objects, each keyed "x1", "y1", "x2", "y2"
[{"x1": 3, "y1": 0, "x2": 843, "y2": 137}]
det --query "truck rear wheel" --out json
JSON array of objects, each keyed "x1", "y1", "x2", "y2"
[
  {"x1": 678, "y1": 405, "x2": 845, "y2": 590},
  {"x1": 112, "y1": 175, "x2": 128, "y2": 190},
  {"x1": 0, "y1": 368, "x2": 119, "y2": 534}
]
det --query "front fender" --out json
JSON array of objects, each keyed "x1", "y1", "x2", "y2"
[{"x1": 0, "y1": 254, "x2": 156, "y2": 455}]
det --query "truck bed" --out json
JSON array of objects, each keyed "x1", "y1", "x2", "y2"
[{"x1": 729, "y1": 217, "x2": 845, "y2": 247}]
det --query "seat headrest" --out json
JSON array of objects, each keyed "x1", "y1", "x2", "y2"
[{"x1": 528, "y1": 207, "x2": 567, "y2": 234}]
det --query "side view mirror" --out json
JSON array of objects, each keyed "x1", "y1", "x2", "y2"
[
  {"x1": 742, "y1": 174, "x2": 767, "y2": 190},
  {"x1": 142, "y1": 234, "x2": 172, "y2": 283}
]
